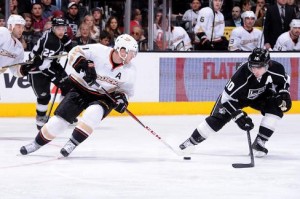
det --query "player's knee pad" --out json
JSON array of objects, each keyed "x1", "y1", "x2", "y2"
[
  {"x1": 260, "y1": 113, "x2": 281, "y2": 132},
  {"x1": 81, "y1": 104, "x2": 104, "y2": 131},
  {"x1": 45, "y1": 115, "x2": 69, "y2": 137},
  {"x1": 196, "y1": 120, "x2": 216, "y2": 139}
]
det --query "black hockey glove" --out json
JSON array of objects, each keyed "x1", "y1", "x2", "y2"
[
  {"x1": 112, "y1": 92, "x2": 128, "y2": 113},
  {"x1": 20, "y1": 55, "x2": 43, "y2": 76},
  {"x1": 232, "y1": 110, "x2": 254, "y2": 131},
  {"x1": 83, "y1": 60, "x2": 97, "y2": 86},
  {"x1": 275, "y1": 90, "x2": 292, "y2": 112}
]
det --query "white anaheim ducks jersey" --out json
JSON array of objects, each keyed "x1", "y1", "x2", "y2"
[
  {"x1": 155, "y1": 26, "x2": 192, "y2": 51},
  {"x1": 273, "y1": 32, "x2": 300, "y2": 51},
  {"x1": 68, "y1": 44, "x2": 136, "y2": 98},
  {"x1": 182, "y1": 9, "x2": 199, "y2": 31},
  {"x1": 228, "y1": 27, "x2": 263, "y2": 51},
  {"x1": 194, "y1": 7, "x2": 225, "y2": 41},
  {"x1": 0, "y1": 27, "x2": 24, "y2": 76}
]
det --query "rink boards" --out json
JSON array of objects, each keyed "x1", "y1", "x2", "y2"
[{"x1": 0, "y1": 52, "x2": 299, "y2": 116}]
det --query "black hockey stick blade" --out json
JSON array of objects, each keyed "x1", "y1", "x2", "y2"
[
  {"x1": 232, "y1": 129, "x2": 255, "y2": 169},
  {"x1": 232, "y1": 163, "x2": 254, "y2": 168}
]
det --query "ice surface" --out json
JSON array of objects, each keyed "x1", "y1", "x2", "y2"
[{"x1": 0, "y1": 115, "x2": 299, "y2": 199}]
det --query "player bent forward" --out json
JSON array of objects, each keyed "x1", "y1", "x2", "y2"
[
  {"x1": 179, "y1": 48, "x2": 291, "y2": 157},
  {"x1": 20, "y1": 34, "x2": 138, "y2": 157}
]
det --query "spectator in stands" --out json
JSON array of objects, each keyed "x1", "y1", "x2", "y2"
[
  {"x1": 241, "y1": 0, "x2": 252, "y2": 13},
  {"x1": 68, "y1": 0, "x2": 87, "y2": 21},
  {"x1": 194, "y1": 0, "x2": 228, "y2": 50},
  {"x1": 295, "y1": 0, "x2": 300, "y2": 18},
  {"x1": 65, "y1": 2, "x2": 81, "y2": 38},
  {"x1": 10, "y1": 0, "x2": 19, "y2": 14},
  {"x1": 31, "y1": 3, "x2": 48, "y2": 38},
  {"x1": 105, "y1": 16, "x2": 122, "y2": 46},
  {"x1": 72, "y1": 22, "x2": 97, "y2": 46},
  {"x1": 228, "y1": 11, "x2": 264, "y2": 51},
  {"x1": 41, "y1": 0, "x2": 59, "y2": 20},
  {"x1": 130, "y1": 8, "x2": 143, "y2": 33},
  {"x1": 79, "y1": 15, "x2": 100, "y2": 41},
  {"x1": 155, "y1": 16, "x2": 192, "y2": 51},
  {"x1": 273, "y1": 19, "x2": 300, "y2": 50},
  {"x1": 264, "y1": 0, "x2": 296, "y2": 49},
  {"x1": 99, "y1": 30, "x2": 112, "y2": 46},
  {"x1": 0, "y1": 13, "x2": 5, "y2": 27},
  {"x1": 22, "y1": 13, "x2": 35, "y2": 51},
  {"x1": 182, "y1": 0, "x2": 202, "y2": 32},
  {"x1": 131, "y1": 26, "x2": 148, "y2": 51},
  {"x1": 252, "y1": 0, "x2": 267, "y2": 27},
  {"x1": 92, "y1": 7, "x2": 105, "y2": 33},
  {"x1": 225, "y1": 5, "x2": 243, "y2": 27},
  {"x1": 17, "y1": 0, "x2": 32, "y2": 15}
]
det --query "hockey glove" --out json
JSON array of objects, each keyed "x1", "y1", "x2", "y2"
[
  {"x1": 19, "y1": 55, "x2": 42, "y2": 76},
  {"x1": 112, "y1": 92, "x2": 128, "y2": 113},
  {"x1": 232, "y1": 110, "x2": 254, "y2": 131},
  {"x1": 83, "y1": 60, "x2": 97, "y2": 86},
  {"x1": 275, "y1": 90, "x2": 292, "y2": 112}
]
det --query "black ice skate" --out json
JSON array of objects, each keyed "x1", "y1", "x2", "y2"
[
  {"x1": 36, "y1": 115, "x2": 48, "y2": 130},
  {"x1": 252, "y1": 137, "x2": 268, "y2": 157},
  {"x1": 20, "y1": 141, "x2": 41, "y2": 155},
  {"x1": 60, "y1": 140, "x2": 77, "y2": 157}
]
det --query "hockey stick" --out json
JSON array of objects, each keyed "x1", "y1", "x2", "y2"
[
  {"x1": 232, "y1": 129, "x2": 255, "y2": 168},
  {"x1": 1, "y1": 54, "x2": 68, "y2": 69},
  {"x1": 99, "y1": 86, "x2": 181, "y2": 156},
  {"x1": 46, "y1": 58, "x2": 69, "y2": 122},
  {"x1": 210, "y1": 0, "x2": 216, "y2": 48},
  {"x1": 259, "y1": 7, "x2": 267, "y2": 48}
]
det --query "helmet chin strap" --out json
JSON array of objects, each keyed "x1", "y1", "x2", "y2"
[{"x1": 117, "y1": 49, "x2": 128, "y2": 64}]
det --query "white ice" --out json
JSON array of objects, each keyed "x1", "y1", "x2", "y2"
[{"x1": 0, "y1": 114, "x2": 299, "y2": 199}]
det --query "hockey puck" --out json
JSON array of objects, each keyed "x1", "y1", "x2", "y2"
[{"x1": 183, "y1": 157, "x2": 191, "y2": 160}]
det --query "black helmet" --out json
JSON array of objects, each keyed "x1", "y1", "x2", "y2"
[
  {"x1": 52, "y1": 17, "x2": 68, "y2": 26},
  {"x1": 248, "y1": 48, "x2": 270, "y2": 68}
]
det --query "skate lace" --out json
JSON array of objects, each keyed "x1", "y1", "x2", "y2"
[
  {"x1": 63, "y1": 141, "x2": 76, "y2": 153},
  {"x1": 25, "y1": 142, "x2": 40, "y2": 153}
]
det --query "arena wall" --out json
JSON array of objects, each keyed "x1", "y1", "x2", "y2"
[{"x1": 0, "y1": 52, "x2": 299, "y2": 116}]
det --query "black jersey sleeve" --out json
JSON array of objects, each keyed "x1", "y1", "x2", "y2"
[
  {"x1": 268, "y1": 61, "x2": 290, "y2": 92},
  {"x1": 221, "y1": 63, "x2": 251, "y2": 114},
  {"x1": 61, "y1": 34, "x2": 73, "y2": 52}
]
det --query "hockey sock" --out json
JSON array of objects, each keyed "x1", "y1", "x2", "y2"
[
  {"x1": 35, "y1": 131, "x2": 51, "y2": 146},
  {"x1": 190, "y1": 129, "x2": 206, "y2": 145},
  {"x1": 257, "y1": 126, "x2": 274, "y2": 142},
  {"x1": 70, "y1": 127, "x2": 90, "y2": 146}
]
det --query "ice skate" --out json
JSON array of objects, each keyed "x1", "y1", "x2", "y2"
[
  {"x1": 60, "y1": 140, "x2": 77, "y2": 157},
  {"x1": 20, "y1": 141, "x2": 41, "y2": 155},
  {"x1": 179, "y1": 138, "x2": 196, "y2": 155},
  {"x1": 252, "y1": 137, "x2": 268, "y2": 158},
  {"x1": 36, "y1": 115, "x2": 48, "y2": 130}
]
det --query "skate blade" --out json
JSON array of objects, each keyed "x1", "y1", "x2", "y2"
[{"x1": 253, "y1": 149, "x2": 267, "y2": 158}]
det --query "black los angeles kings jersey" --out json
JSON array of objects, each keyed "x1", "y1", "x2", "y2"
[
  {"x1": 220, "y1": 60, "x2": 290, "y2": 114},
  {"x1": 30, "y1": 29, "x2": 72, "y2": 59}
]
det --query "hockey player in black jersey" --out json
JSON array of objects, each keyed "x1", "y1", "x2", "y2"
[
  {"x1": 27, "y1": 17, "x2": 73, "y2": 130},
  {"x1": 179, "y1": 48, "x2": 292, "y2": 157}
]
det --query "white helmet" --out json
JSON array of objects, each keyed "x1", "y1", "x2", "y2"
[
  {"x1": 241, "y1": 11, "x2": 257, "y2": 21},
  {"x1": 290, "y1": 19, "x2": 300, "y2": 28},
  {"x1": 7, "y1": 14, "x2": 25, "y2": 30},
  {"x1": 114, "y1": 34, "x2": 138, "y2": 61}
]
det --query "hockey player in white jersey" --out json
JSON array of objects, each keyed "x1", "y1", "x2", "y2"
[
  {"x1": 20, "y1": 34, "x2": 139, "y2": 157},
  {"x1": 273, "y1": 19, "x2": 300, "y2": 51},
  {"x1": 0, "y1": 15, "x2": 36, "y2": 76},
  {"x1": 228, "y1": 11, "x2": 264, "y2": 51},
  {"x1": 194, "y1": 0, "x2": 228, "y2": 50},
  {"x1": 182, "y1": 0, "x2": 202, "y2": 32}
]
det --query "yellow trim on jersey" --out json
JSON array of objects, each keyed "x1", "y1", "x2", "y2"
[{"x1": 0, "y1": 101, "x2": 299, "y2": 117}]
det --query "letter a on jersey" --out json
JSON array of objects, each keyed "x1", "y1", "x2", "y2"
[{"x1": 115, "y1": 72, "x2": 122, "y2": 79}]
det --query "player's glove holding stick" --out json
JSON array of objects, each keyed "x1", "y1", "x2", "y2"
[
  {"x1": 20, "y1": 55, "x2": 43, "y2": 76},
  {"x1": 275, "y1": 90, "x2": 292, "y2": 112},
  {"x1": 111, "y1": 92, "x2": 128, "y2": 113},
  {"x1": 232, "y1": 110, "x2": 254, "y2": 131},
  {"x1": 73, "y1": 56, "x2": 97, "y2": 86}
]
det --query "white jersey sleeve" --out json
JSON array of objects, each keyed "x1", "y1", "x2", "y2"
[
  {"x1": 0, "y1": 27, "x2": 24, "y2": 77},
  {"x1": 68, "y1": 44, "x2": 136, "y2": 98},
  {"x1": 194, "y1": 7, "x2": 225, "y2": 41},
  {"x1": 170, "y1": 26, "x2": 192, "y2": 51},
  {"x1": 273, "y1": 32, "x2": 300, "y2": 51},
  {"x1": 182, "y1": 9, "x2": 199, "y2": 31}
]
